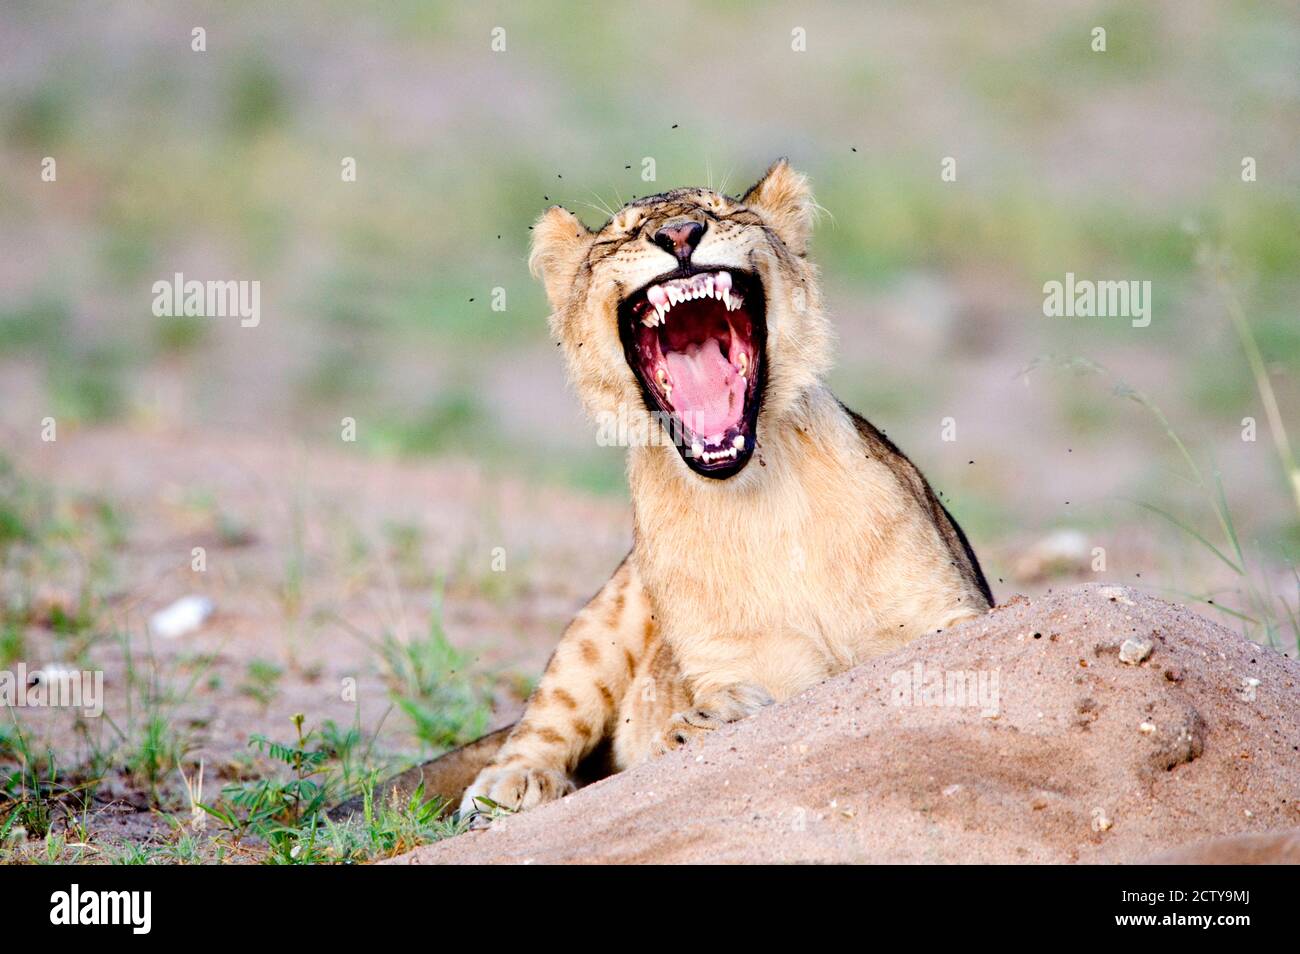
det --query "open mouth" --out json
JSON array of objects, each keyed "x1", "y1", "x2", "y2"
[{"x1": 618, "y1": 266, "x2": 766, "y2": 478}]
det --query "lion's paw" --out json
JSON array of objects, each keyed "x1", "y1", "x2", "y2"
[
  {"x1": 652, "y1": 683, "x2": 774, "y2": 756},
  {"x1": 457, "y1": 764, "x2": 574, "y2": 828}
]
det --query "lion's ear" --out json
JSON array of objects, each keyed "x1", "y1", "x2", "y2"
[
  {"x1": 529, "y1": 206, "x2": 593, "y2": 308},
  {"x1": 741, "y1": 158, "x2": 815, "y2": 255}
]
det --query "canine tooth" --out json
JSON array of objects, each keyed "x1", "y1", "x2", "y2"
[
  {"x1": 715, "y1": 270, "x2": 732, "y2": 291},
  {"x1": 722, "y1": 289, "x2": 731, "y2": 309},
  {"x1": 733, "y1": 435, "x2": 745, "y2": 450},
  {"x1": 691, "y1": 442, "x2": 703, "y2": 458}
]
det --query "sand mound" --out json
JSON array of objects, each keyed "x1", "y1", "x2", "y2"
[{"x1": 388, "y1": 585, "x2": 1300, "y2": 864}]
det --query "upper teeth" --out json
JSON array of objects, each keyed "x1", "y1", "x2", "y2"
[{"x1": 642, "y1": 270, "x2": 742, "y2": 326}]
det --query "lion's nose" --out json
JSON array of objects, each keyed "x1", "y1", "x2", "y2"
[{"x1": 653, "y1": 220, "x2": 705, "y2": 264}]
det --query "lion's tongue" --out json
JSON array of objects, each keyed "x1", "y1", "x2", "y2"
[{"x1": 664, "y1": 337, "x2": 744, "y2": 437}]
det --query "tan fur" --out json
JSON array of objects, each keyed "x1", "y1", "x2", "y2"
[{"x1": 459, "y1": 160, "x2": 991, "y2": 822}]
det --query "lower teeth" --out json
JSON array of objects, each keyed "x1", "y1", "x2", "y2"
[{"x1": 699, "y1": 446, "x2": 739, "y2": 463}]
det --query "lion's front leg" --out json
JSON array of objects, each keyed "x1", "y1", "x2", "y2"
[{"x1": 459, "y1": 558, "x2": 653, "y2": 825}]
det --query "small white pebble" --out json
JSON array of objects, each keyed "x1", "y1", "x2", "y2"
[
  {"x1": 149, "y1": 595, "x2": 214, "y2": 639},
  {"x1": 1139, "y1": 722, "x2": 1157, "y2": 734},
  {"x1": 1120, "y1": 637, "x2": 1154, "y2": 665},
  {"x1": 27, "y1": 663, "x2": 78, "y2": 685},
  {"x1": 1091, "y1": 807, "x2": 1113, "y2": 832}
]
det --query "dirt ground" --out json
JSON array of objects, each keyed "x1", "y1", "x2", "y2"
[{"x1": 389, "y1": 584, "x2": 1300, "y2": 865}]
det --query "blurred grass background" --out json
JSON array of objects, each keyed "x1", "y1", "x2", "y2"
[{"x1": 0, "y1": 0, "x2": 1298, "y2": 566}]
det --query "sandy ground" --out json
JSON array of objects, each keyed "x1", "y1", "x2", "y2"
[{"x1": 390, "y1": 584, "x2": 1300, "y2": 864}]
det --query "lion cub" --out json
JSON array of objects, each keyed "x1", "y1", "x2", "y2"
[{"x1": 460, "y1": 160, "x2": 991, "y2": 821}]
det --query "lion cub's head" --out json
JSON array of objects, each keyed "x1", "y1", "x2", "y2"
[{"x1": 530, "y1": 159, "x2": 832, "y2": 479}]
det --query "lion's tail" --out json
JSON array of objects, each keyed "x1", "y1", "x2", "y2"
[{"x1": 329, "y1": 725, "x2": 512, "y2": 821}]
